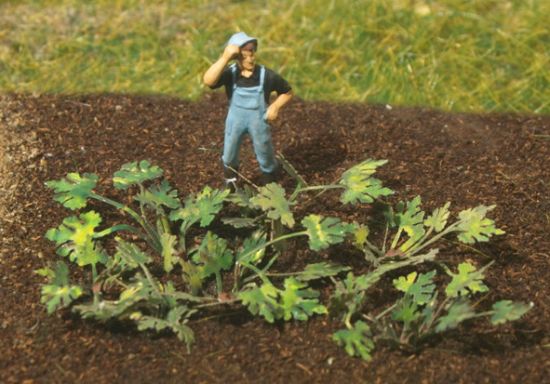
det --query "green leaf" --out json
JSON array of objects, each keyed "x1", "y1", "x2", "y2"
[
  {"x1": 170, "y1": 186, "x2": 229, "y2": 228},
  {"x1": 36, "y1": 261, "x2": 83, "y2": 314},
  {"x1": 435, "y1": 300, "x2": 476, "y2": 332},
  {"x1": 302, "y1": 214, "x2": 354, "y2": 251},
  {"x1": 75, "y1": 274, "x2": 156, "y2": 320},
  {"x1": 191, "y1": 232, "x2": 233, "y2": 279},
  {"x1": 332, "y1": 321, "x2": 375, "y2": 361},
  {"x1": 393, "y1": 271, "x2": 417, "y2": 293},
  {"x1": 238, "y1": 283, "x2": 281, "y2": 323},
  {"x1": 352, "y1": 223, "x2": 370, "y2": 249},
  {"x1": 181, "y1": 261, "x2": 203, "y2": 295},
  {"x1": 393, "y1": 270, "x2": 436, "y2": 305},
  {"x1": 456, "y1": 205, "x2": 505, "y2": 244},
  {"x1": 445, "y1": 262, "x2": 489, "y2": 298},
  {"x1": 45, "y1": 211, "x2": 107, "y2": 267},
  {"x1": 490, "y1": 300, "x2": 533, "y2": 325},
  {"x1": 329, "y1": 272, "x2": 372, "y2": 319},
  {"x1": 237, "y1": 230, "x2": 267, "y2": 265},
  {"x1": 136, "y1": 306, "x2": 196, "y2": 349},
  {"x1": 250, "y1": 183, "x2": 295, "y2": 227},
  {"x1": 339, "y1": 159, "x2": 393, "y2": 205},
  {"x1": 394, "y1": 196, "x2": 426, "y2": 251},
  {"x1": 224, "y1": 184, "x2": 255, "y2": 208},
  {"x1": 221, "y1": 217, "x2": 258, "y2": 228},
  {"x1": 424, "y1": 202, "x2": 451, "y2": 233},
  {"x1": 135, "y1": 180, "x2": 180, "y2": 210},
  {"x1": 45, "y1": 172, "x2": 98, "y2": 210},
  {"x1": 114, "y1": 237, "x2": 152, "y2": 269},
  {"x1": 279, "y1": 278, "x2": 327, "y2": 321},
  {"x1": 419, "y1": 291, "x2": 440, "y2": 331},
  {"x1": 391, "y1": 296, "x2": 421, "y2": 325},
  {"x1": 161, "y1": 233, "x2": 179, "y2": 273},
  {"x1": 113, "y1": 160, "x2": 163, "y2": 190},
  {"x1": 295, "y1": 262, "x2": 351, "y2": 282}
]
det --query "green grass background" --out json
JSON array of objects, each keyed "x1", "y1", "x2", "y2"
[{"x1": 1, "y1": 0, "x2": 548, "y2": 113}]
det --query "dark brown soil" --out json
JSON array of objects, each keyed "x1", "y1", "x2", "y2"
[{"x1": 1, "y1": 93, "x2": 548, "y2": 383}]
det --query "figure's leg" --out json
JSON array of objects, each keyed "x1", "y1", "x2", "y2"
[
  {"x1": 249, "y1": 116, "x2": 279, "y2": 180},
  {"x1": 222, "y1": 110, "x2": 246, "y2": 190}
]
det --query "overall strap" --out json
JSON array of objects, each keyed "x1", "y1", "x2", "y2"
[
  {"x1": 259, "y1": 65, "x2": 266, "y2": 89},
  {"x1": 230, "y1": 63, "x2": 238, "y2": 91}
]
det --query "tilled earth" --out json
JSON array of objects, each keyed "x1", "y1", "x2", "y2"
[{"x1": 0, "y1": 93, "x2": 548, "y2": 383}]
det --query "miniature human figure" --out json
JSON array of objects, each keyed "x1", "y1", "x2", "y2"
[{"x1": 203, "y1": 32, "x2": 293, "y2": 189}]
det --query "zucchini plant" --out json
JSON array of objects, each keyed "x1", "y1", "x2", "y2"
[
  {"x1": 333, "y1": 262, "x2": 533, "y2": 360},
  {"x1": 37, "y1": 160, "x2": 356, "y2": 350},
  {"x1": 327, "y1": 171, "x2": 532, "y2": 360},
  {"x1": 37, "y1": 157, "x2": 531, "y2": 358}
]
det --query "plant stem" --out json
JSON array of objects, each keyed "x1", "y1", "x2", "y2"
[
  {"x1": 138, "y1": 263, "x2": 163, "y2": 299},
  {"x1": 382, "y1": 223, "x2": 389, "y2": 254},
  {"x1": 90, "y1": 192, "x2": 162, "y2": 252},
  {"x1": 93, "y1": 224, "x2": 142, "y2": 238},
  {"x1": 194, "y1": 298, "x2": 241, "y2": 309},
  {"x1": 238, "y1": 231, "x2": 307, "y2": 284},
  {"x1": 408, "y1": 222, "x2": 460, "y2": 258},
  {"x1": 91, "y1": 264, "x2": 99, "y2": 304},
  {"x1": 390, "y1": 227, "x2": 403, "y2": 250},
  {"x1": 215, "y1": 272, "x2": 223, "y2": 295},
  {"x1": 365, "y1": 240, "x2": 384, "y2": 257},
  {"x1": 375, "y1": 303, "x2": 397, "y2": 321}
]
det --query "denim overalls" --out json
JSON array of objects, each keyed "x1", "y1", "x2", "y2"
[{"x1": 222, "y1": 64, "x2": 278, "y2": 174}]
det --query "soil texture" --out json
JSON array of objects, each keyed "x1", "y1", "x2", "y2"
[{"x1": 1, "y1": 93, "x2": 549, "y2": 383}]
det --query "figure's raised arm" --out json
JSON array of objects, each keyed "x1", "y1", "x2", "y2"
[{"x1": 203, "y1": 45, "x2": 240, "y2": 87}]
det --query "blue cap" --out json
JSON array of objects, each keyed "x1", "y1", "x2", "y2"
[{"x1": 226, "y1": 32, "x2": 258, "y2": 49}]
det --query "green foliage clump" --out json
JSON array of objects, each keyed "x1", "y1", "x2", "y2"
[
  {"x1": 38, "y1": 157, "x2": 531, "y2": 359},
  {"x1": 333, "y1": 263, "x2": 532, "y2": 360},
  {"x1": 40, "y1": 159, "x2": 355, "y2": 350}
]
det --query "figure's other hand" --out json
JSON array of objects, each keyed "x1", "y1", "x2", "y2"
[
  {"x1": 265, "y1": 104, "x2": 280, "y2": 122},
  {"x1": 223, "y1": 44, "x2": 240, "y2": 61}
]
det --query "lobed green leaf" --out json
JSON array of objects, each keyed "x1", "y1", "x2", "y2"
[
  {"x1": 45, "y1": 172, "x2": 98, "y2": 210},
  {"x1": 295, "y1": 262, "x2": 351, "y2": 282},
  {"x1": 37, "y1": 261, "x2": 83, "y2": 314},
  {"x1": 339, "y1": 159, "x2": 393, "y2": 205},
  {"x1": 136, "y1": 306, "x2": 196, "y2": 350},
  {"x1": 161, "y1": 233, "x2": 179, "y2": 273},
  {"x1": 236, "y1": 230, "x2": 267, "y2": 265},
  {"x1": 191, "y1": 232, "x2": 233, "y2": 279},
  {"x1": 170, "y1": 186, "x2": 229, "y2": 228},
  {"x1": 135, "y1": 179, "x2": 180, "y2": 210},
  {"x1": 238, "y1": 283, "x2": 280, "y2": 323},
  {"x1": 424, "y1": 202, "x2": 451, "y2": 233},
  {"x1": 45, "y1": 211, "x2": 107, "y2": 267},
  {"x1": 393, "y1": 270, "x2": 436, "y2": 305},
  {"x1": 456, "y1": 205, "x2": 505, "y2": 244},
  {"x1": 250, "y1": 183, "x2": 295, "y2": 227},
  {"x1": 302, "y1": 214, "x2": 354, "y2": 251},
  {"x1": 435, "y1": 300, "x2": 476, "y2": 332},
  {"x1": 114, "y1": 237, "x2": 152, "y2": 269},
  {"x1": 391, "y1": 296, "x2": 421, "y2": 326},
  {"x1": 445, "y1": 262, "x2": 489, "y2": 298},
  {"x1": 490, "y1": 300, "x2": 533, "y2": 325},
  {"x1": 113, "y1": 160, "x2": 163, "y2": 190},
  {"x1": 394, "y1": 196, "x2": 426, "y2": 251},
  {"x1": 279, "y1": 278, "x2": 327, "y2": 321},
  {"x1": 332, "y1": 321, "x2": 375, "y2": 361}
]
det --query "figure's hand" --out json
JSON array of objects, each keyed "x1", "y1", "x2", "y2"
[
  {"x1": 222, "y1": 44, "x2": 240, "y2": 61},
  {"x1": 265, "y1": 105, "x2": 280, "y2": 122}
]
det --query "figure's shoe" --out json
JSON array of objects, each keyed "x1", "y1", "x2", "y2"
[
  {"x1": 223, "y1": 166, "x2": 239, "y2": 192},
  {"x1": 260, "y1": 164, "x2": 282, "y2": 185}
]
